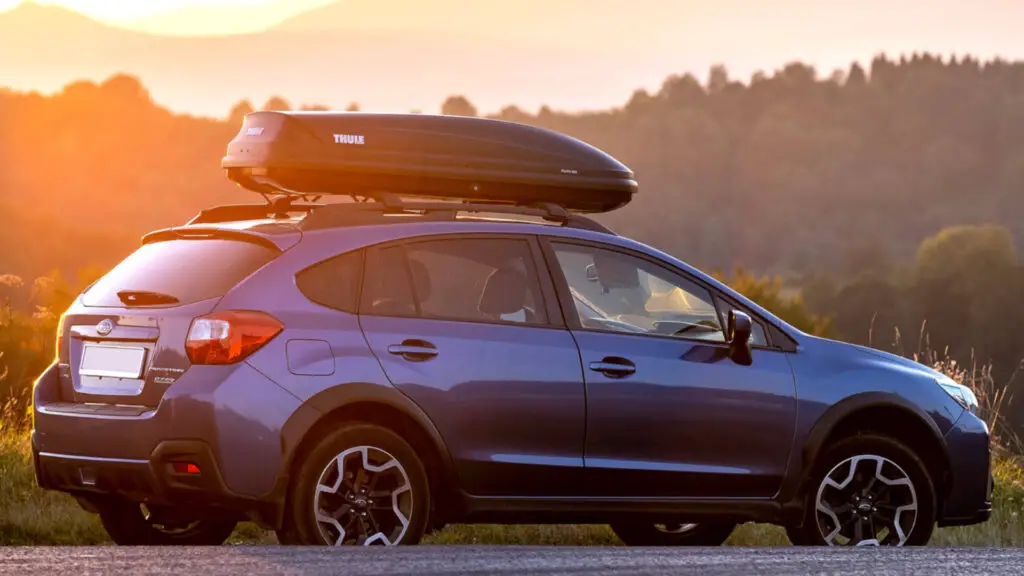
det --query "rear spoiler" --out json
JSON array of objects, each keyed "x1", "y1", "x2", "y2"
[{"x1": 142, "y1": 227, "x2": 286, "y2": 252}]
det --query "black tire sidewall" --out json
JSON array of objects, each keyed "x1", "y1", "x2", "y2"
[
  {"x1": 285, "y1": 423, "x2": 431, "y2": 546},
  {"x1": 610, "y1": 522, "x2": 736, "y2": 546},
  {"x1": 798, "y1": 434, "x2": 936, "y2": 546}
]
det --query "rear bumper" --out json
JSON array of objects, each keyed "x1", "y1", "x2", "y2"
[
  {"x1": 31, "y1": 361, "x2": 302, "y2": 529},
  {"x1": 33, "y1": 433, "x2": 283, "y2": 528},
  {"x1": 937, "y1": 411, "x2": 994, "y2": 528}
]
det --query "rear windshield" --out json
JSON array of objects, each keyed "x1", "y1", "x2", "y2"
[{"x1": 82, "y1": 238, "x2": 278, "y2": 307}]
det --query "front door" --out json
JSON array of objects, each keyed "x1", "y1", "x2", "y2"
[
  {"x1": 544, "y1": 239, "x2": 798, "y2": 499},
  {"x1": 358, "y1": 234, "x2": 586, "y2": 497}
]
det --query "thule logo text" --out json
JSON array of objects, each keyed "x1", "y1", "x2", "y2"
[{"x1": 334, "y1": 134, "x2": 365, "y2": 145}]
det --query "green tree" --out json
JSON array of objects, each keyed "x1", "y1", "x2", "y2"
[
  {"x1": 441, "y1": 95, "x2": 477, "y2": 117},
  {"x1": 262, "y1": 96, "x2": 291, "y2": 111},
  {"x1": 228, "y1": 99, "x2": 254, "y2": 125},
  {"x1": 715, "y1": 268, "x2": 832, "y2": 337},
  {"x1": 915, "y1": 224, "x2": 1016, "y2": 283}
]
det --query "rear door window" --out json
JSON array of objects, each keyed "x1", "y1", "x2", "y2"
[
  {"x1": 82, "y1": 239, "x2": 278, "y2": 307},
  {"x1": 361, "y1": 237, "x2": 548, "y2": 325}
]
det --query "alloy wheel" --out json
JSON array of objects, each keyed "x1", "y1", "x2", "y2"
[
  {"x1": 313, "y1": 445, "x2": 413, "y2": 546},
  {"x1": 814, "y1": 454, "x2": 918, "y2": 546}
]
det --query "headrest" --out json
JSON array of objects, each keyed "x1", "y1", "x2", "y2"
[
  {"x1": 478, "y1": 266, "x2": 527, "y2": 316},
  {"x1": 408, "y1": 257, "x2": 431, "y2": 301}
]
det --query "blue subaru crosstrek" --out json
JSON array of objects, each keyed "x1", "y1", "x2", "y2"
[{"x1": 32, "y1": 111, "x2": 991, "y2": 547}]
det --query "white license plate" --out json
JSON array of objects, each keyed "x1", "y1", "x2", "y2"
[{"x1": 79, "y1": 344, "x2": 147, "y2": 379}]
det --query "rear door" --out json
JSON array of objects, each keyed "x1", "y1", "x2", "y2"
[
  {"x1": 357, "y1": 234, "x2": 587, "y2": 497},
  {"x1": 57, "y1": 236, "x2": 280, "y2": 407}
]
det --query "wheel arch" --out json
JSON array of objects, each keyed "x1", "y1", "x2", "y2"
[
  {"x1": 277, "y1": 382, "x2": 461, "y2": 526},
  {"x1": 781, "y1": 392, "x2": 954, "y2": 517}
]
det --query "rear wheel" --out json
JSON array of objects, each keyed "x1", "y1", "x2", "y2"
[
  {"x1": 610, "y1": 522, "x2": 736, "y2": 546},
  {"x1": 279, "y1": 423, "x2": 431, "y2": 546},
  {"x1": 96, "y1": 499, "x2": 237, "y2": 546},
  {"x1": 788, "y1": 434, "x2": 936, "y2": 546}
]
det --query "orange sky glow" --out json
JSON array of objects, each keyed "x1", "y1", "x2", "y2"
[
  {"x1": 4, "y1": 0, "x2": 1024, "y2": 116},
  {"x1": 0, "y1": 0, "x2": 333, "y2": 32}
]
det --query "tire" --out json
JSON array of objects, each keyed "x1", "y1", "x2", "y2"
[
  {"x1": 96, "y1": 499, "x2": 237, "y2": 546},
  {"x1": 611, "y1": 522, "x2": 736, "y2": 546},
  {"x1": 278, "y1": 423, "x2": 431, "y2": 546},
  {"x1": 788, "y1": 433, "x2": 936, "y2": 547},
  {"x1": 425, "y1": 519, "x2": 447, "y2": 536}
]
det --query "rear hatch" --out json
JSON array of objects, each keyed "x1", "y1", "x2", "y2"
[{"x1": 56, "y1": 233, "x2": 283, "y2": 408}]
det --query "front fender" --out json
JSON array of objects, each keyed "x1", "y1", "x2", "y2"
[
  {"x1": 779, "y1": 390, "x2": 957, "y2": 506},
  {"x1": 802, "y1": 391, "x2": 951, "y2": 468}
]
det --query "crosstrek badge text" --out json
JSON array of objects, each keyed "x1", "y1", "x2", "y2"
[{"x1": 334, "y1": 134, "x2": 365, "y2": 145}]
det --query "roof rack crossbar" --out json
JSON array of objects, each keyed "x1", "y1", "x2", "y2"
[{"x1": 298, "y1": 198, "x2": 615, "y2": 235}]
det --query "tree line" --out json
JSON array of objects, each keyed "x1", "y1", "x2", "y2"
[{"x1": 2, "y1": 52, "x2": 1024, "y2": 429}]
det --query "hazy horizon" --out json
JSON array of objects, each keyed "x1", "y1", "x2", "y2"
[{"x1": 4, "y1": 0, "x2": 1024, "y2": 117}]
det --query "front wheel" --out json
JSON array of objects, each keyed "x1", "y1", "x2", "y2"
[
  {"x1": 611, "y1": 522, "x2": 736, "y2": 546},
  {"x1": 279, "y1": 423, "x2": 431, "y2": 546},
  {"x1": 96, "y1": 499, "x2": 237, "y2": 546},
  {"x1": 789, "y1": 434, "x2": 936, "y2": 547}
]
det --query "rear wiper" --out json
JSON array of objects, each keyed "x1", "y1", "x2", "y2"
[{"x1": 117, "y1": 290, "x2": 180, "y2": 306}]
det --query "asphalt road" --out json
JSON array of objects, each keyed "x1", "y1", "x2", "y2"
[{"x1": 2, "y1": 546, "x2": 1024, "y2": 575}]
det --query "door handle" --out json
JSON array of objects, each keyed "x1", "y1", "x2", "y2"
[
  {"x1": 589, "y1": 357, "x2": 636, "y2": 378},
  {"x1": 387, "y1": 339, "x2": 438, "y2": 362}
]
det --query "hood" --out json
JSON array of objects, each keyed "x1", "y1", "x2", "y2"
[{"x1": 805, "y1": 335, "x2": 943, "y2": 378}]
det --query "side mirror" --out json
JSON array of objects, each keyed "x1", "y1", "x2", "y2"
[{"x1": 727, "y1": 310, "x2": 753, "y2": 366}]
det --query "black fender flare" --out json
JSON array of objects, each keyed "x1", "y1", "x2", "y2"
[
  {"x1": 273, "y1": 382, "x2": 459, "y2": 503},
  {"x1": 779, "y1": 391, "x2": 952, "y2": 509}
]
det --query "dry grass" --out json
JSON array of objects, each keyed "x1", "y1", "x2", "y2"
[{"x1": 3, "y1": 422, "x2": 1023, "y2": 547}]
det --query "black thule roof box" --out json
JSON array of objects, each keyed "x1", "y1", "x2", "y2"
[{"x1": 221, "y1": 111, "x2": 637, "y2": 213}]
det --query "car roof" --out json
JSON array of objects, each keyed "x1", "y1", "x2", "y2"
[{"x1": 162, "y1": 199, "x2": 803, "y2": 342}]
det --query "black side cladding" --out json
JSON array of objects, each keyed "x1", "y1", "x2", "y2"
[{"x1": 221, "y1": 111, "x2": 638, "y2": 213}]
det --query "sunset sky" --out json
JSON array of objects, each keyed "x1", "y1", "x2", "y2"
[
  {"x1": 0, "y1": 0, "x2": 332, "y2": 32},
  {"x1": 3, "y1": 0, "x2": 1024, "y2": 116},
  {"x1": 0, "y1": 0, "x2": 275, "y2": 20},
  {"x1": 3, "y1": 0, "x2": 1023, "y2": 44}
]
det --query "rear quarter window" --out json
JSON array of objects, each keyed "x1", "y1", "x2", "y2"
[
  {"x1": 82, "y1": 239, "x2": 278, "y2": 307},
  {"x1": 295, "y1": 249, "x2": 364, "y2": 313}
]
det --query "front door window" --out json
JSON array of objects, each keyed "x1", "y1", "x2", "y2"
[{"x1": 551, "y1": 242, "x2": 726, "y2": 342}]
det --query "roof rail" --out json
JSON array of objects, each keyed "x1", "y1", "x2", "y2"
[
  {"x1": 182, "y1": 194, "x2": 616, "y2": 235},
  {"x1": 297, "y1": 197, "x2": 616, "y2": 235}
]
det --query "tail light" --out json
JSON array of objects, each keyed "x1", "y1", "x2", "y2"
[
  {"x1": 55, "y1": 312, "x2": 67, "y2": 361},
  {"x1": 185, "y1": 310, "x2": 283, "y2": 365},
  {"x1": 170, "y1": 462, "x2": 202, "y2": 475}
]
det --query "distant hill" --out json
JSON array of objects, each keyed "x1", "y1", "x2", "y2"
[
  {"x1": 9, "y1": 0, "x2": 1024, "y2": 118},
  {"x1": 272, "y1": 0, "x2": 688, "y2": 46},
  {"x1": 0, "y1": 1, "x2": 688, "y2": 118},
  {"x1": 123, "y1": 0, "x2": 334, "y2": 36}
]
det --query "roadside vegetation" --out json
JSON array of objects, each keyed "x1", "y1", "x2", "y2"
[{"x1": 3, "y1": 415, "x2": 1023, "y2": 546}]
